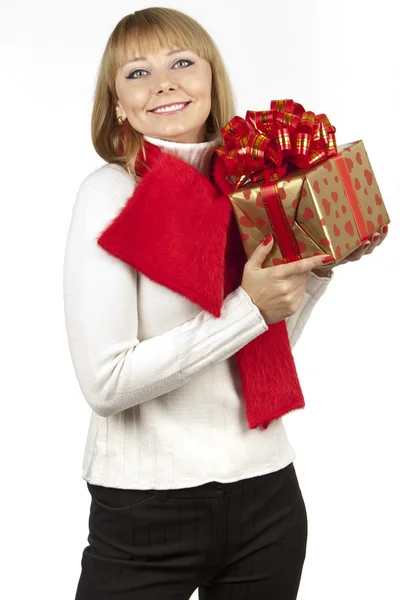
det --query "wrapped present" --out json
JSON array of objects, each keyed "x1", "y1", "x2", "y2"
[{"x1": 214, "y1": 100, "x2": 390, "y2": 267}]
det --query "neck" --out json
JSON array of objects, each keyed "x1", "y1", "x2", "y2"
[{"x1": 142, "y1": 134, "x2": 221, "y2": 177}]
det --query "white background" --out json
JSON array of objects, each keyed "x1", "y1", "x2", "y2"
[{"x1": 1, "y1": 1, "x2": 399, "y2": 598}]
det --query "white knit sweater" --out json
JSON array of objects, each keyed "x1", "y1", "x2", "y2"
[{"x1": 63, "y1": 134, "x2": 334, "y2": 490}]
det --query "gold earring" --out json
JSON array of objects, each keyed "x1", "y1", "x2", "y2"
[{"x1": 117, "y1": 116, "x2": 124, "y2": 126}]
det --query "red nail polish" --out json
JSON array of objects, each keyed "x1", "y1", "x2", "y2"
[
  {"x1": 321, "y1": 255, "x2": 335, "y2": 264},
  {"x1": 382, "y1": 225, "x2": 388, "y2": 234},
  {"x1": 263, "y1": 233, "x2": 273, "y2": 245}
]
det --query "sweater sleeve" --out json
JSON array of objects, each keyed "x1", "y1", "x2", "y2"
[
  {"x1": 63, "y1": 169, "x2": 268, "y2": 418},
  {"x1": 284, "y1": 269, "x2": 334, "y2": 349}
]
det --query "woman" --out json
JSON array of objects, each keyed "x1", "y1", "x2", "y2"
[{"x1": 63, "y1": 7, "x2": 387, "y2": 600}]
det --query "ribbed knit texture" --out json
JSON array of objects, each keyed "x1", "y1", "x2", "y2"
[{"x1": 63, "y1": 134, "x2": 334, "y2": 490}]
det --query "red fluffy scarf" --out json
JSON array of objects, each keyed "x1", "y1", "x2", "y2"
[{"x1": 97, "y1": 141, "x2": 305, "y2": 429}]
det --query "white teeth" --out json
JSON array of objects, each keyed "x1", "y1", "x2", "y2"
[{"x1": 152, "y1": 103, "x2": 187, "y2": 113}]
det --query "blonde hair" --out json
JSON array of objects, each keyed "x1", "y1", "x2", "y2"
[{"x1": 91, "y1": 7, "x2": 236, "y2": 180}]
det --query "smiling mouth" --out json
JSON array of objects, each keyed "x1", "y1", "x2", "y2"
[{"x1": 150, "y1": 102, "x2": 191, "y2": 115}]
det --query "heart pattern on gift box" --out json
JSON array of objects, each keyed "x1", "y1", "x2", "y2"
[
  {"x1": 345, "y1": 157, "x2": 354, "y2": 172},
  {"x1": 239, "y1": 215, "x2": 253, "y2": 228},
  {"x1": 322, "y1": 198, "x2": 331, "y2": 216},
  {"x1": 279, "y1": 187, "x2": 287, "y2": 200},
  {"x1": 230, "y1": 141, "x2": 389, "y2": 268},
  {"x1": 345, "y1": 220, "x2": 354, "y2": 236},
  {"x1": 365, "y1": 169, "x2": 373, "y2": 185},
  {"x1": 302, "y1": 207, "x2": 315, "y2": 220},
  {"x1": 295, "y1": 141, "x2": 389, "y2": 262}
]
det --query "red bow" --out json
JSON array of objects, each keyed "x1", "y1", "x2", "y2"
[{"x1": 216, "y1": 99, "x2": 338, "y2": 189}]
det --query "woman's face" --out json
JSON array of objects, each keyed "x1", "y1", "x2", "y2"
[{"x1": 115, "y1": 46, "x2": 213, "y2": 143}]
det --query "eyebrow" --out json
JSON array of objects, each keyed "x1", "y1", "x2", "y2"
[{"x1": 122, "y1": 48, "x2": 188, "y2": 68}]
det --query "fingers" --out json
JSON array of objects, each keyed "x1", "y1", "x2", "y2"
[
  {"x1": 378, "y1": 225, "x2": 389, "y2": 245},
  {"x1": 348, "y1": 243, "x2": 369, "y2": 261},
  {"x1": 363, "y1": 225, "x2": 388, "y2": 255},
  {"x1": 346, "y1": 225, "x2": 388, "y2": 261},
  {"x1": 363, "y1": 240, "x2": 374, "y2": 255},
  {"x1": 273, "y1": 225, "x2": 388, "y2": 274},
  {"x1": 274, "y1": 254, "x2": 334, "y2": 278}
]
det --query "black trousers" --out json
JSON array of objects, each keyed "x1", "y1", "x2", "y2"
[{"x1": 74, "y1": 462, "x2": 307, "y2": 599}]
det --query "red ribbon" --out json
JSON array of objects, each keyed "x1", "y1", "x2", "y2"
[
  {"x1": 258, "y1": 182, "x2": 303, "y2": 262},
  {"x1": 335, "y1": 154, "x2": 369, "y2": 242},
  {"x1": 216, "y1": 99, "x2": 338, "y2": 189}
]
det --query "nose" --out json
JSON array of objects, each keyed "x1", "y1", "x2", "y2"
[
  {"x1": 156, "y1": 83, "x2": 176, "y2": 95},
  {"x1": 154, "y1": 72, "x2": 177, "y2": 95}
]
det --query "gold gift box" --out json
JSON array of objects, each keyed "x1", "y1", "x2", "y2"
[{"x1": 229, "y1": 140, "x2": 390, "y2": 267}]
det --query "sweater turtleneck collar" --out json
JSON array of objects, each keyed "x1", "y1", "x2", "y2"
[{"x1": 142, "y1": 134, "x2": 221, "y2": 177}]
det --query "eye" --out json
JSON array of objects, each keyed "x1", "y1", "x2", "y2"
[
  {"x1": 173, "y1": 59, "x2": 194, "y2": 69},
  {"x1": 126, "y1": 58, "x2": 193, "y2": 80},
  {"x1": 127, "y1": 69, "x2": 149, "y2": 80}
]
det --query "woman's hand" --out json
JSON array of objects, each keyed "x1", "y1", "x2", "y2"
[
  {"x1": 241, "y1": 233, "x2": 341, "y2": 324},
  {"x1": 311, "y1": 224, "x2": 389, "y2": 278}
]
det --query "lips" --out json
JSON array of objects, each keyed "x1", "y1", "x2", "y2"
[{"x1": 150, "y1": 101, "x2": 191, "y2": 113}]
